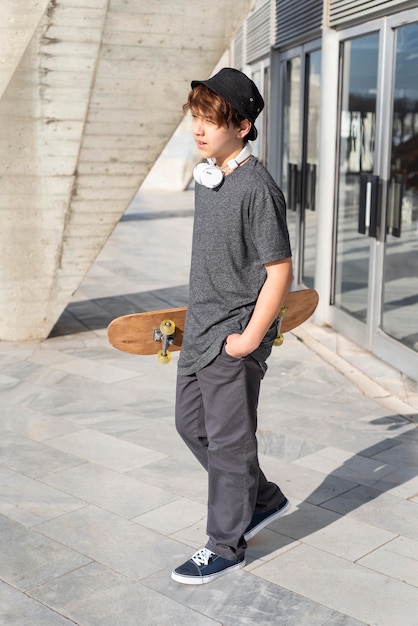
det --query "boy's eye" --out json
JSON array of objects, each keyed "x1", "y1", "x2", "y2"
[{"x1": 191, "y1": 113, "x2": 216, "y2": 125}]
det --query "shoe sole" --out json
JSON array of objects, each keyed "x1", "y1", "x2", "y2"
[
  {"x1": 171, "y1": 559, "x2": 246, "y2": 585},
  {"x1": 244, "y1": 500, "x2": 291, "y2": 541}
]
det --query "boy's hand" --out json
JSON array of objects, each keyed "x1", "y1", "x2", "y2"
[
  {"x1": 225, "y1": 333, "x2": 255, "y2": 359},
  {"x1": 225, "y1": 260, "x2": 293, "y2": 360}
]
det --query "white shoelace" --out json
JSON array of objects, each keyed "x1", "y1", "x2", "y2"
[{"x1": 191, "y1": 548, "x2": 215, "y2": 566}]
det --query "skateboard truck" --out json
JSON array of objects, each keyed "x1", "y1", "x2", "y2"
[
  {"x1": 154, "y1": 305, "x2": 287, "y2": 361},
  {"x1": 274, "y1": 304, "x2": 288, "y2": 346},
  {"x1": 153, "y1": 319, "x2": 176, "y2": 364}
]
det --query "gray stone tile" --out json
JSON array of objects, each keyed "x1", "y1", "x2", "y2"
[
  {"x1": 0, "y1": 466, "x2": 85, "y2": 527},
  {"x1": 8, "y1": 372, "x2": 141, "y2": 417},
  {"x1": 0, "y1": 432, "x2": 84, "y2": 479},
  {"x1": 294, "y1": 446, "x2": 396, "y2": 486},
  {"x1": 372, "y1": 440, "x2": 418, "y2": 469},
  {"x1": 0, "y1": 582, "x2": 74, "y2": 626},
  {"x1": 0, "y1": 342, "x2": 40, "y2": 361},
  {"x1": 252, "y1": 543, "x2": 418, "y2": 626},
  {"x1": 170, "y1": 515, "x2": 208, "y2": 550},
  {"x1": 45, "y1": 428, "x2": 167, "y2": 472},
  {"x1": 244, "y1": 528, "x2": 300, "y2": 566},
  {"x1": 0, "y1": 402, "x2": 80, "y2": 442},
  {"x1": 46, "y1": 407, "x2": 141, "y2": 430},
  {"x1": 0, "y1": 372, "x2": 21, "y2": 388},
  {"x1": 41, "y1": 462, "x2": 178, "y2": 518},
  {"x1": 114, "y1": 359, "x2": 177, "y2": 398},
  {"x1": 52, "y1": 357, "x2": 139, "y2": 384},
  {"x1": 0, "y1": 380, "x2": 57, "y2": 411},
  {"x1": 324, "y1": 615, "x2": 366, "y2": 625},
  {"x1": 121, "y1": 415, "x2": 190, "y2": 459},
  {"x1": 274, "y1": 500, "x2": 396, "y2": 562},
  {"x1": 322, "y1": 485, "x2": 418, "y2": 540},
  {"x1": 128, "y1": 456, "x2": 208, "y2": 504},
  {"x1": 145, "y1": 569, "x2": 338, "y2": 626},
  {"x1": 345, "y1": 433, "x2": 408, "y2": 458},
  {"x1": 259, "y1": 388, "x2": 376, "y2": 429},
  {"x1": 29, "y1": 562, "x2": 218, "y2": 626},
  {"x1": 261, "y1": 413, "x2": 415, "y2": 459},
  {"x1": 122, "y1": 396, "x2": 176, "y2": 420},
  {"x1": 0, "y1": 360, "x2": 67, "y2": 387},
  {"x1": 349, "y1": 412, "x2": 416, "y2": 439},
  {"x1": 257, "y1": 426, "x2": 324, "y2": 462},
  {"x1": 92, "y1": 410, "x2": 171, "y2": 437},
  {"x1": 257, "y1": 453, "x2": 359, "y2": 505},
  {"x1": 253, "y1": 500, "x2": 340, "y2": 545},
  {"x1": 28, "y1": 347, "x2": 79, "y2": 367},
  {"x1": 133, "y1": 497, "x2": 206, "y2": 537},
  {"x1": 0, "y1": 515, "x2": 91, "y2": 591},
  {"x1": 371, "y1": 468, "x2": 418, "y2": 499},
  {"x1": 357, "y1": 536, "x2": 418, "y2": 586},
  {"x1": 36, "y1": 505, "x2": 193, "y2": 580}
]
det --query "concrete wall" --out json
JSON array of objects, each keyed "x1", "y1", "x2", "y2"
[{"x1": 0, "y1": 0, "x2": 254, "y2": 340}]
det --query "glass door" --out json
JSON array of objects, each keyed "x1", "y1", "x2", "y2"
[
  {"x1": 280, "y1": 43, "x2": 321, "y2": 288},
  {"x1": 333, "y1": 15, "x2": 418, "y2": 378},
  {"x1": 380, "y1": 21, "x2": 418, "y2": 357},
  {"x1": 333, "y1": 32, "x2": 379, "y2": 322}
]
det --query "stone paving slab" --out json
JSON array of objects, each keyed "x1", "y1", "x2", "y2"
[
  {"x1": 144, "y1": 569, "x2": 343, "y2": 626},
  {"x1": 251, "y1": 543, "x2": 418, "y2": 626},
  {"x1": 0, "y1": 190, "x2": 417, "y2": 625},
  {"x1": 0, "y1": 581, "x2": 75, "y2": 626},
  {"x1": 30, "y1": 563, "x2": 219, "y2": 626}
]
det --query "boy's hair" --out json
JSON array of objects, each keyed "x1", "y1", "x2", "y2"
[{"x1": 184, "y1": 84, "x2": 247, "y2": 130}]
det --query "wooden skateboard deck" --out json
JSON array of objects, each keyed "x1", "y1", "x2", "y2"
[
  {"x1": 108, "y1": 306, "x2": 187, "y2": 359},
  {"x1": 107, "y1": 289, "x2": 318, "y2": 362},
  {"x1": 107, "y1": 289, "x2": 318, "y2": 363}
]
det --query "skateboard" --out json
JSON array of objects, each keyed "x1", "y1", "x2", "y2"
[{"x1": 107, "y1": 289, "x2": 319, "y2": 363}]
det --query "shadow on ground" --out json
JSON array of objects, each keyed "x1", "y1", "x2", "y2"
[{"x1": 49, "y1": 285, "x2": 189, "y2": 337}]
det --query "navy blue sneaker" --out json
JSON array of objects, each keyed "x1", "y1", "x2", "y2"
[
  {"x1": 244, "y1": 498, "x2": 290, "y2": 540},
  {"x1": 171, "y1": 548, "x2": 245, "y2": 585}
]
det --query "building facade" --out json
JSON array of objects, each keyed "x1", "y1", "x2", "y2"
[{"x1": 232, "y1": 0, "x2": 418, "y2": 381}]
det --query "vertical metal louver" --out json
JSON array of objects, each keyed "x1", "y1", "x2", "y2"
[
  {"x1": 232, "y1": 26, "x2": 244, "y2": 69},
  {"x1": 275, "y1": 0, "x2": 323, "y2": 48},
  {"x1": 246, "y1": 0, "x2": 271, "y2": 63},
  {"x1": 329, "y1": 0, "x2": 412, "y2": 27}
]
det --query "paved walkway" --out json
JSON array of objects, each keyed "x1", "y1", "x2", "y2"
[{"x1": 1, "y1": 190, "x2": 417, "y2": 626}]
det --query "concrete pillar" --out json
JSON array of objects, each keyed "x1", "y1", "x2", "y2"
[{"x1": 0, "y1": 0, "x2": 254, "y2": 340}]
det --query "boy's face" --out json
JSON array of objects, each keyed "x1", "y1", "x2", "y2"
[{"x1": 191, "y1": 110, "x2": 251, "y2": 168}]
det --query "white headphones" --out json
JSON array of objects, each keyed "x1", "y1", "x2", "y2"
[{"x1": 193, "y1": 144, "x2": 252, "y2": 189}]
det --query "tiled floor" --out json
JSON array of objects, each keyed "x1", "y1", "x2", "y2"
[{"x1": 0, "y1": 190, "x2": 417, "y2": 625}]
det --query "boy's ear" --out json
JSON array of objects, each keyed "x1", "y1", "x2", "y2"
[{"x1": 238, "y1": 119, "x2": 252, "y2": 139}]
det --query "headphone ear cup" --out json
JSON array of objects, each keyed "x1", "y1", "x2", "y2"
[
  {"x1": 193, "y1": 163, "x2": 207, "y2": 185},
  {"x1": 193, "y1": 162, "x2": 224, "y2": 189}
]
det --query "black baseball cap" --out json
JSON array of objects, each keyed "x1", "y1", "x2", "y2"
[{"x1": 191, "y1": 67, "x2": 264, "y2": 141}]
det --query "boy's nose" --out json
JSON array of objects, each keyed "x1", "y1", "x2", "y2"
[{"x1": 192, "y1": 118, "x2": 204, "y2": 135}]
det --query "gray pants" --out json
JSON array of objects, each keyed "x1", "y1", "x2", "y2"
[{"x1": 175, "y1": 346, "x2": 285, "y2": 561}]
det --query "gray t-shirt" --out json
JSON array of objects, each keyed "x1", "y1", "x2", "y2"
[{"x1": 178, "y1": 156, "x2": 291, "y2": 376}]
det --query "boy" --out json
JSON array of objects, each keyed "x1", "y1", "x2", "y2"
[{"x1": 172, "y1": 68, "x2": 293, "y2": 585}]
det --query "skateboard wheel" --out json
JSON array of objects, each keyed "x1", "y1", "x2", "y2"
[
  {"x1": 274, "y1": 334, "x2": 284, "y2": 347},
  {"x1": 278, "y1": 304, "x2": 288, "y2": 318},
  {"x1": 160, "y1": 319, "x2": 175, "y2": 335},
  {"x1": 157, "y1": 349, "x2": 172, "y2": 364}
]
